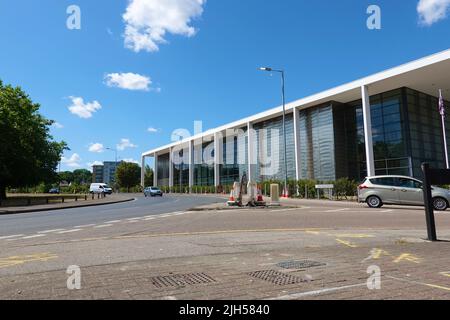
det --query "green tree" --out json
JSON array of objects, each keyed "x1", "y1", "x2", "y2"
[
  {"x1": 58, "y1": 171, "x2": 74, "y2": 184},
  {"x1": 144, "y1": 165, "x2": 154, "y2": 187},
  {"x1": 0, "y1": 80, "x2": 67, "y2": 200},
  {"x1": 116, "y1": 162, "x2": 141, "y2": 192},
  {"x1": 73, "y1": 169, "x2": 92, "y2": 185}
]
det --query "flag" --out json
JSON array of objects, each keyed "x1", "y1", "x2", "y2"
[{"x1": 439, "y1": 89, "x2": 446, "y2": 117}]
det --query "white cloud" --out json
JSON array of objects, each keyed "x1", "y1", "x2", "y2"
[
  {"x1": 123, "y1": 0, "x2": 206, "y2": 53},
  {"x1": 68, "y1": 96, "x2": 102, "y2": 119},
  {"x1": 117, "y1": 138, "x2": 138, "y2": 151},
  {"x1": 89, "y1": 143, "x2": 105, "y2": 153},
  {"x1": 62, "y1": 153, "x2": 82, "y2": 168},
  {"x1": 105, "y1": 72, "x2": 152, "y2": 91},
  {"x1": 147, "y1": 127, "x2": 159, "y2": 133},
  {"x1": 418, "y1": 0, "x2": 450, "y2": 25},
  {"x1": 123, "y1": 158, "x2": 140, "y2": 164},
  {"x1": 53, "y1": 122, "x2": 64, "y2": 129}
]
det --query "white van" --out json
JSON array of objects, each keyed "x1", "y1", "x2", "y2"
[{"x1": 90, "y1": 183, "x2": 113, "y2": 195}]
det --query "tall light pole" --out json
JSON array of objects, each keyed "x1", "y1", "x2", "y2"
[{"x1": 259, "y1": 67, "x2": 289, "y2": 197}]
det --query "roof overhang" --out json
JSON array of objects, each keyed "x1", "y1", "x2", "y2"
[{"x1": 143, "y1": 49, "x2": 450, "y2": 157}]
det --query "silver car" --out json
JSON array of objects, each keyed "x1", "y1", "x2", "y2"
[{"x1": 358, "y1": 175, "x2": 450, "y2": 211}]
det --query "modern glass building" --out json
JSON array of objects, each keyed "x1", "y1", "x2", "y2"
[{"x1": 142, "y1": 49, "x2": 450, "y2": 188}]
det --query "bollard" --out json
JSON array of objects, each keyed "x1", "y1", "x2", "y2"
[{"x1": 270, "y1": 184, "x2": 280, "y2": 206}]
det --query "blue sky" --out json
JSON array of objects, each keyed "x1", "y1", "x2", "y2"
[{"x1": 1, "y1": 0, "x2": 450, "y2": 171}]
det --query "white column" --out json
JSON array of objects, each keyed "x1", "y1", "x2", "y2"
[
  {"x1": 153, "y1": 154, "x2": 158, "y2": 187},
  {"x1": 214, "y1": 132, "x2": 223, "y2": 187},
  {"x1": 189, "y1": 140, "x2": 194, "y2": 190},
  {"x1": 141, "y1": 156, "x2": 145, "y2": 187},
  {"x1": 293, "y1": 107, "x2": 302, "y2": 180},
  {"x1": 169, "y1": 148, "x2": 174, "y2": 188},
  {"x1": 362, "y1": 85, "x2": 375, "y2": 177},
  {"x1": 247, "y1": 122, "x2": 256, "y2": 182}
]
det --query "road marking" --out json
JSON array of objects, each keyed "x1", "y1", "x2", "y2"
[
  {"x1": 57, "y1": 229, "x2": 82, "y2": 234},
  {"x1": 144, "y1": 217, "x2": 156, "y2": 221},
  {"x1": 94, "y1": 224, "x2": 113, "y2": 229},
  {"x1": 127, "y1": 218, "x2": 142, "y2": 221},
  {"x1": 270, "y1": 283, "x2": 367, "y2": 300},
  {"x1": 74, "y1": 224, "x2": 96, "y2": 228},
  {"x1": 38, "y1": 229, "x2": 66, "y2": 234},
  {"x1": 387, "y1": 276, "x2": 450, "y2": 292},
  {"x1": 336, "y1": 234, "x2": 375, "y2": 239},
  {"x1": 271, "y1": 208, "x2": 305, "y2": 213},
  {"x1": 380, "y1": 209, "x2": 393, "y2": 213},
  {"x1": 440, "y1": 271, "x2": 450, "y2": 278},
  {"x1": 336, "y1": 239, "x2": 359, "y2": 248},
  {"x1": 325, "y1": 208, "x2": 350, "y2": 213},
  {"x1": 0, "y1": 253, "x2": 58, "y2": 269},
  {"x1": 0, "y1": 235, "x2": 24, "y2": 240},
  {"x1": 393, "y1": 254, "x2": 422, "y2": 264},
  {"x1": 106, "y1": 220, "x2": 122, "y2": 224},
  {"x1": 22, "y1": 234, "x2": 46, "y2": 239}
]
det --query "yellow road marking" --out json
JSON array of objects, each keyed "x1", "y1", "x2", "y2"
[
  {"x1": 0, "y1": 253, "x2": 58, "y2": 269},
  {"x1": 440, "y1": 271, "x2": 450, "y2": 278},
  {"x1": 336, "y1": 239, "x2": 359, "y2": 248},
  {"x1": 393, "y1": 254, "x2": 422, "y2": 264},
  {"x1": 371, "y1": 248, "x2": 391, "y2": 259},
  {"x1": 335, "y1": 234, "x2": 375, "y2": 239}
]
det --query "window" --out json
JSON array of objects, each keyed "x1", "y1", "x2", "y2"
[
  {"x1": 370, "y1": 178, "x2": 396, "y2": 187},
  {"x1": 397, "y1": 178, "x2": 422, "y2": 189}
]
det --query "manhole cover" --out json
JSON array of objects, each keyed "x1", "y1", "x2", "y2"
[
  {"x1": 277, "y1": 260, "x2": 326, "y2": 270},
  {"x1": 150, "y1": 272, "x2": 216, "y2": 288},
  {"x1": 248, "y1": 270, "x2": 307, "y2": 286}
]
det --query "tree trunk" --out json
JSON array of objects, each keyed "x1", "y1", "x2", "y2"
[{"x1": 0, "y1": 184, "x2": 6, "y2": 201}]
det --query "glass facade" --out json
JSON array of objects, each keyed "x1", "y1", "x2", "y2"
[
  {"x1": 252, "y1": 115, "x2": 296, "y2": 182},
  {"x1": 157, "y1": 153, "x2": 170, "y2": 187},
  {"x1": 173, "y1": 147, "x2": 189, "y2": 188},
  {"x1": 194, "y1": 139, "x2": 215, "y2": 186},
  {"x1": 299, "y1": 104, "x2": 336, "y2": 181},
  {"x1": 154, "y1": 87, "x2": 450, "y2": 187}
]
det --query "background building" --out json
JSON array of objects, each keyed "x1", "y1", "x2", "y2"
[
  {"x1": 92, "y1": 162, "x2": 121, "y2": 185},
  {"x1": 142, "y1": 49, "x2": 450, "y2": 188}
]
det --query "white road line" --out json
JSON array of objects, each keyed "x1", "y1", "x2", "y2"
[
  {"x1": 127, "y1": 218, "x2": 142, "y2": 221},
  {"x1": 57, "y1": 229, "x2": 82, "y2": 234},
  {"x1": 106, "y1": 220, "x2": 122, "y2": 224},
  {"x1": 271, "y1": 208, "x2": 309, "y2": 212},
  {"x1": 22, "y1": 234, "x2": 46, "y2": 239},
  {"x1": 324, "y1": 208, "x2": 351, "y2": 213},
  {"x1": 144, "y1": 217, "x2": 156, "y2": 221},
  {"x1": 38, "y1": 229, "x2": 66, "y2": 234},
  {"x1": 380, "y1": 209, "x2": 394, "y2": 213},
  {"x1": 94, "y1": 224, "x2": 113, "y2": 229},
  {"x1": 269, "y1": 283, "x2": 367, "y2": 300},
  {"x1": 74, "y1": 224, "x2": 96, "y2": 228},
  {"x1": 0, "y1": 234, "x2": 24, "y2": 240}
]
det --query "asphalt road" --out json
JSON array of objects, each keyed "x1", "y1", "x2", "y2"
[{"x1": 0, "y1": 194, "x2": 224, "y2": 236}]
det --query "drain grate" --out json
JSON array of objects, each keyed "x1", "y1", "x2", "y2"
[
  {"x1": 248, "y1": 270, "x2": 307, "y2": 286},
  {"x1": 277, "y1": 260, "x2": 326, "y2": 270},
  {"x1": 150, "y1": 272, "x2": 216, "y2": 289}
]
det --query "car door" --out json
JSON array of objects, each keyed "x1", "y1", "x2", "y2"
[
  {"x1": 396, "y1": 178, "x2": 424, "y2": 205},
  {"x1": 370, "y1": 178, "x2": 401, "y2": 204}
]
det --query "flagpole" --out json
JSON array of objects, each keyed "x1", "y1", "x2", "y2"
[{"x1": 440, "y1": 89, "x2": 450, "y2": 169}]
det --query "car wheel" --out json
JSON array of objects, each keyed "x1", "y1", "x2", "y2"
[
  {"x1": 433, "y1": 197, "x2": 448, "y2": 211},
  {"x1": 367, "y1": 196, "x2": 383, "y2": 209}
]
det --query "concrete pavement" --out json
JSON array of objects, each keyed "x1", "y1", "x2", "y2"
[{"x1": 0, "y1": 196, "x2": 450, "y2": 300}]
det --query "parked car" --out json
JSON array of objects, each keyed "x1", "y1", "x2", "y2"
[
  {"x1": 358, "y1": 175, "x2": 450, "y2": 211},
  {"x1": 144, "y1": 187, "x2": 163, "y2": 197},
  {"x1": 90, "y1": 183, "x2": 113, "y2": 195},
  {"x1": 48, "y1": 188, "x2": 60, "y2": 194}
]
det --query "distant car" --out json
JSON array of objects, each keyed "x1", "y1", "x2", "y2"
[
  {"x1": 358, "y1": 175, "x2": 450, "y2": 211},
  {"x1": 144, "y1": 187, "x2": 163, "y2": 197},
  {"x1": 90, "y1": 183, "x2": 113, "y2": 195},
  {"x1": 48, "y1": 188, "x2": 60, "y2": 194}
]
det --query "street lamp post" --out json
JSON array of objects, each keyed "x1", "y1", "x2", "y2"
[{"x1": 259, "y1": 67, "x2": 289, "y2": 198}]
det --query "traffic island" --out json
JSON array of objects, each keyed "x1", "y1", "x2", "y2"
[{"x1": 0, "y1": 194, "x2": 135, "y2": 215}]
